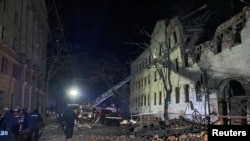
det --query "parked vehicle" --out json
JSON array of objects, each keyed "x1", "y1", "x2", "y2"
[
  {"x1": 93, "y1": 105, "x2": 122, "y2": 126},
  {"x1": 79, "y1": 109, "x2": 94, "y2": 121}
]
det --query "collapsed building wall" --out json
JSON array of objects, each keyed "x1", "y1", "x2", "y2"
[{"x1": 196, "y1": 6, "x2": 250, "y2": 125}]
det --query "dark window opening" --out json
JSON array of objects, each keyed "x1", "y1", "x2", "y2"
[
  {"x1": 184, "y1": 84, "x2": 190, "y2": 102},
  {"x1": 175, "y1": 58, "x2": 179, "y2": 72},
  {"x1": 154, "y1": 92, "x2": 156, "y2": 105},
  {"x1": 154, "y1": 71, "x2": 157, "y2": 81},
  {"x1": 1, "y1": 57, "x2": 8, "y2": 73},
  {"x1": 159, "y1": 91, "x2": 162, "y2": 105},
  {"x1": 175, "y1": 87, "x2": 180, "y2": 103},
  {"x1": 195, "y1": 81, "x2": 202, "y2": 102},
  {"x1": 184, "y1": 53, "x2": 188, "y2": 67},
  {"x1": 173, "y1": 31, "x2": 177, "y2": 43},
  {"x1": 233, "y1": 22, "x2": 243, "y2": 44},
  {"x1": 214, "y1": 34, "x2": 222, "y2": 54},
  {"x1": 135, "y1": 97, "x2": 138, "y2": 108},
  {"x1": 141, "y1": 95, "x2": 143, "y2": 106},
  {"x1": 148, "y1": 74, "x2": 150, "y2": 84},
  {"x1": 148, "y1": 94, "x2": 150, "y2": 106}
]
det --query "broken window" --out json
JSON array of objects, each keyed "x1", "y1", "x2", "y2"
[
  {"x1": 154, "y1": 92, "x2": 156, "y2": 105},
  {"x1": 195, "y1": 81, "x2": 202, "y2": 102},
  {"x1": 222, "y1": 29, "x2": 234, "y2": 48},
  {"x1": 184, "y1": 53, "x2": 188, "y2": 67},
  {"x1": 135, "y1": 97, "x2": 138, "y2": 108},
  {"x1": 175, "y1": 87, "x2": 180, "y2": 103},
  {"x1": 195, "y1": 46, "x2": 201, "y2": 62},
  {"x1": 173, "y1": 31, "x2": 177, "y2": 44},
  {"x1": 232, "y1": 21, "x2": 243, "y2": 44},
  {"x1": 167, "y1": 38, "x2": 171, "y2": 49},
  {"x1": 159, "y1": 44, "x2": 162, "y2": 56},
  {"x1": 141, "y1": 95, "x2": 143, "y2": 106},
  {"x1": 201, "y1": 71, "x2": 208, "y2": 85},
  {"x1": 159, "y1": 91, "x2": 162, "y2": 105},
  {"x1": 148, "y1": 94, "x2": 150, "y2": 106},
  {"x1": 184, "y1": 84, "x2": 190, "y2": 102},
  {"x1": 148, "y1": 55, "x2": 151, "y2": 63},
  {"x1": 154, "y1": 71, "x2": 157, "y2": 81},
  {"x1": 175, "y1": 58, "x2": 179, "y2": 72},
  {"x1": 214, "y1": 34, "x2": 222, "y2": 54},
  {"x1": 138, "y1": 96, "x2": 140, "y2": 107}
]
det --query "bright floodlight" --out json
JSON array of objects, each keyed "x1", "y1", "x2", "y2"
[{"x1": 70, "y1": 89, "x2": 78, "y2": 97}]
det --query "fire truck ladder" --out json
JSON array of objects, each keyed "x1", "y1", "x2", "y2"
[{"x1": 89, "y1": 71, "x2": 141, "y2": 109}]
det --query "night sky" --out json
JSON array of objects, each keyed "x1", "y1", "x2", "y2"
[
  {"x1": 55, "y1": 0, "x2": 247, "y2": 61},
  {"x1": 56, "y1": 0, "x2": 205, "y2": 61},
  {"x1": 49, "y1": 0, "x2": 247, "y2": 105}
]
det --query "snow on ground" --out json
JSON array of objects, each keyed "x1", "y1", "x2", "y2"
[
  {"x1": 40, "y1": 122, "x2": 90, "y2": 141},
  {"x1": 39, "y1": 121, "x2": 130, "y2": 141}
]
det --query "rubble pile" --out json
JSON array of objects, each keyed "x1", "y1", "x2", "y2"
[
  {"x1": 121, "y1": 116, "x2": 208, "y2": 141},
  {"x1": 35, "y1": 116, "x2": 209, "y2": 141}
]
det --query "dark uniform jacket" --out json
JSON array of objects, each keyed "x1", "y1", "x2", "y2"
[
  {"x1": 28, "y1": 109, "x2": 43, "y2": 130},
  {"x1": 62, "y1": 109, "x2": 77, "y2": 127}
]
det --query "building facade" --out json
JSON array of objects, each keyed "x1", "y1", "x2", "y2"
[
  {"x1": 196, "y1": 6, "x2": 250, "y2": 125},
  {"x1": 0, "y1": 0, "x2": 49, "y2": 114},
  {"x1": 130, "y1": 6, "x2": 250, "y2": 125}
]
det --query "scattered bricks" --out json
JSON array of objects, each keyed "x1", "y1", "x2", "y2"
[
  {"x1": 167, "y1": 136, "x2": 178, "y2": 141},
  {"x1": 204, "y1": 134, "x2": 208, "y2": 141},
  {"x1": 129, "y1": 134, "x2": 135, "y2": 139},
  {"x1": 151, "y1": 134, "x2": 159, "y2": 141},
  {"x1": 179, "y1": 134, "x2": 187, "y2": 141},
  {"x1": 133, "y1": 125, "x2": 145, "y2": 132}
]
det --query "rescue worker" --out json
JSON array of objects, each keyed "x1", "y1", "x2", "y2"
[
  {"x1": 61, "y1": 107, "x2": 77, "y2": 140},
  {"x1": 12, "y1": 109, "x2": 20, "y2": 137},
  {"x1": 0, "y1": 119, "x2": 16, "y2": 141},
  {"x1": 1, "y1": 108, "x2": 19, "y2": 138},
  {"x1": 22, "y1": 108, "x2": 29, "y2": 130},
  {"x1": 28, "y1": 108, "x2": 44, "y2": 141}
]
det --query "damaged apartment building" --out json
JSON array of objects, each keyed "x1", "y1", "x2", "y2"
[{"x1": 129, "y1": 5, "x2": 250, "y2": 125}]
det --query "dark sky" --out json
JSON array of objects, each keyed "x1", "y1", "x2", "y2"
[
  {"x1": 55, "y1": 0, "x2": 247, "y2": 62},
  {"x1": 50, "y1": 0, "x2": 247, "y2": 104},
  {"x1": 56, "y1": 0, "x2": 206, "y2": 61}
]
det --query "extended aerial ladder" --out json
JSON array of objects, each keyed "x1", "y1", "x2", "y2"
[{"x1": 89, "y1": 71, "x2": 139, "y2": 109}]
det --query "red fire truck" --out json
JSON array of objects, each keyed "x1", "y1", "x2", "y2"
[{"x1": 93, "y1": 105, "x2": 122, "y2": 126}]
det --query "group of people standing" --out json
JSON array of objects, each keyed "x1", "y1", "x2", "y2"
[
  {"x1": 0, "y1": 106, "x2": 79, "y2": 141},
  {"x1": 0, "y1": 107, "x2": 44, "y2": 141}
]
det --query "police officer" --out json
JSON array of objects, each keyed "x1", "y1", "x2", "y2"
[
  {"x1": 1, "y1": 108, "x2": 19, "y2": 137},
  {"x1": 22, "y1": 108, "x2": 29, "y2": 131},
  {"x1": 61, "y1": 107, "x2": 77, "y2": 140},
  {"x1": 0, "y1": 108, "x2": 16, "y2": 141},
  {"x1": 28, "y1": 108, "x2": 44, "y2": 141}
]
